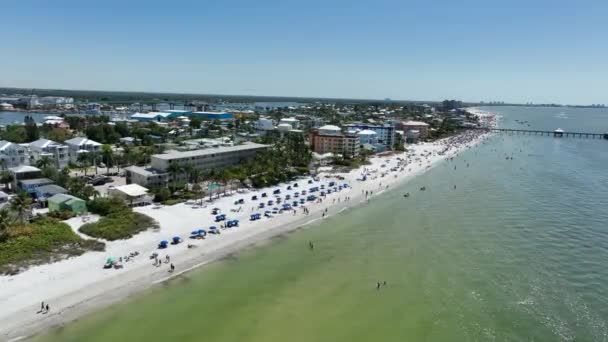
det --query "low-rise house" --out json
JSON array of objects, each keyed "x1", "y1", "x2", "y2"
[
  {"x1": 48, "y1": 194, "x2": 87, "y2": 214},
  {"x1": 29, "y1": 138, "x2": 69, "y2": 169},
  {"x1": 34, "y1": 184, "x2": 68, "y2": 200},
  {"x1": 65, "y1": 137, "x2": 102, "y2": 163},
  {"x1": 119, "y1": 137, "x2": 136, "y2": 145},
  {"x1": 18, "y1": 178, "x2": 54, "y2": 195},
  {"x1": 9, "y1": 165, "x2": 42, "y2": 191},
  {"x1": 109, "y1": 184, "x2": 151, "y2": 207},
  {"x1": 0, "y1": 140, "x2": 29, "y2": 168}
]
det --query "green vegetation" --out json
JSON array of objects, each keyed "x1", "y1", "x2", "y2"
[
  {"x1": 0, "y1": 216, "x2": 104, "y2": 275},
  {"x1": 80, "y1": 197, "x2": 158, "y2": 240}
]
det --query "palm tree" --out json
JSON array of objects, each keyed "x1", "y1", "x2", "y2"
[
  {"x1": 192, "y1": 183, "x2": 202, "y2": 205},
  {"x1": 167, "y1": 163, "x2": 182, "y2": 192},
  {"x1": 89, "y1": 152, "x2": 100, "y2": 175},
  {"x1": 35, "y1": 156, "x2": 54, "y2": 169},
  {"x1": 81, "y1": 185, "x2": 100, "y2": 200},
  {"x1": 77, "y1": 153, "x2": 89, "y2": 176},
  {"x1": 10, "y1": 191, "x2": 32, "y2": 225},
  {"x1": 182, "y1": 163, "x2": 194, "y2": 184},
  {"x1": 101, "y1": 144, "x2": 114, "y2": 175},
  {"x1": 190, "y1": 169, "x2": 203, "y2": 185}
]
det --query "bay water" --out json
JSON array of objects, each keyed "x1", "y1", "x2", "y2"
[{"x1": 37, "y1": 106, "x2": 608, "y2": 341}]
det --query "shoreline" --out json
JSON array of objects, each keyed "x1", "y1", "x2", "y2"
[{"x1": 0, "y1": 129, "x2": 492, "y2": 342}]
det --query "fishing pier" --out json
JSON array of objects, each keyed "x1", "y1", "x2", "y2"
[{"x1": 489, "y1": 128, "x2": 608, "y2": 139}]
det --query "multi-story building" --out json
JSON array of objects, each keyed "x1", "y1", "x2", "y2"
[
  {"x1": 125, "y1": 142, "x2": 269, "y2": 187},
  {"x1": 399, "y1": 121, "x2": 430, "y2": 138},
  {"x1": 309, "y1": 125, "x2": 360, "y2": 157},
  {"x1": 65, "y1": 137, "x2": 102, "y2": 162},
  {"x1": 29, "y1": 139, "x2": 69, "y2": 169},
  {"x1": 0, "y1": 140, "x2": 29, "y2": 168},
  {"x1": 123, "y1": 165, "x2": 170, "y2": 188},
  {"x1": 152, "y1": 142, "x2": 269, "y2": 175},
  {"x1": 344, "y1": 123, "x2": 396, "y2": 150}
]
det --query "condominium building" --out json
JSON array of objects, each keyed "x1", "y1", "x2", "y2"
[
  {"x1": 65, "y1": 137, "x2": 102, "y2": 162},
  {"x1": 29, "y1": 138, "x2": 69, "y2": 169},
  {"x1": 125, "y1": 142, "x2": 270, "y2": 187},
  {"x1": 0, "y1": 140, "x2": 29, "y2": 168},
  {"x1": 152, "y1": 142, "x2": 269, "y2": 175},
  {"x1": 344, "y1": 123, "x2": 396, "y2": 149},
  {"x1": 309, "y1": 125, "x2": 360, "y2": 157}
]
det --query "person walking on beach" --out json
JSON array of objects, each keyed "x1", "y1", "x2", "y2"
[
  {"x1": 166, "y1": 255, "x2": 170, "y2": 263},
  {"x1": 377, "y1": 282, "x2": 381, "y2": 290},
  {"x1": 170, "y1": 263, "x2": 175, "y2": 272},
  {"x1": 46, "y1": 304, "x2": 50, "y2": 312},
  {"x1": 41, "y1": 301, "x2": 45, "y2": 312}
]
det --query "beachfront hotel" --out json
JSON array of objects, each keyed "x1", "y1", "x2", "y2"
[
  {"x1": 309, "y1": 125, "x2": 360, "y2": 157},
  {"x1": 125, "y1": 142, "x2": 269, "y2": 187}
]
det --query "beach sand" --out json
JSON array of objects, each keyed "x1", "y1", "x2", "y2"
[{"x1": 0, "y1": 128, "x2": 491, "y2": 342}]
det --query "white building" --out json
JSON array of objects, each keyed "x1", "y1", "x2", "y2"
[
  {"x1": 38, "y1": 97, "x2": 74, "y2": 106},
  {"x1": 108, "y1": 184, "x2": 151, "y2": 207},
  {"x1": 0, "y1": 103, "x2": 14, "y2": 111},
  {"x1": 277, "y1": 123, "x2": 293, "y2": 132},
  {"x1": 279, "y1": 117, "x2": 300, "y2": 129},
  {"x1": 0, "y1": 140, "x2": 29, "y2": 168},
  {"x1": 29, "y1": 138, "x2": 70, "y2": 169},
  {"x1": 65, "y1": 137, "x2": 102, "y2": 162},
  {"x1": 124, "y1": 166, "x2": 169, "y2": 188},
  {"x1": 255, "y1": 117, "x2": 275, "y2": 131},
  {"x1": 356, "y1": 129, "x2": 378, "y2": 145}
]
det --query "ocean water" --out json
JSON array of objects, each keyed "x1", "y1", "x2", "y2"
[{"x1": 36, "y1": 106, "x2": 608, "y2": 342}]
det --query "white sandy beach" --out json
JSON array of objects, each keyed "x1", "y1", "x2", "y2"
[{"x1": 0, "y1": 127, "x2": 492, "y2": 341}]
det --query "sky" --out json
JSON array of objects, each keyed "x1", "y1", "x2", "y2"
[{"x1": 1, "y1": 0, "x2": 607, "y2": 105}]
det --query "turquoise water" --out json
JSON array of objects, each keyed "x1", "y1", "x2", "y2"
[{"x1": 37, "y1": 106, "x2": 608, "y2": 341}]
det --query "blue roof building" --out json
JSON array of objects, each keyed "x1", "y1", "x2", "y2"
[{"x1": 191, "y1": 111, "x2": 233, "y2": 121}]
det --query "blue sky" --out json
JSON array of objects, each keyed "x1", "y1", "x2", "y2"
[{"x1": 1, "y1": 0, "x2": 607, "y2": 104}]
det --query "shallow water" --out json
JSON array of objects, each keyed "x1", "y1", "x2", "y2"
[{"x1": 36, "y1": 106, "x2": 608, "y2": 341}]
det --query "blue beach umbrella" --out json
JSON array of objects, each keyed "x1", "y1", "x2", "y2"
[
  {"x1": 209, "y1": 226, "x2": 217, "y2": 230},
  {"x1": 198, "y1": 229, "x2": 207, "y2": 234},
  {"x1": 191, "y1": 230, "x2": 199, "y2": 235}
]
